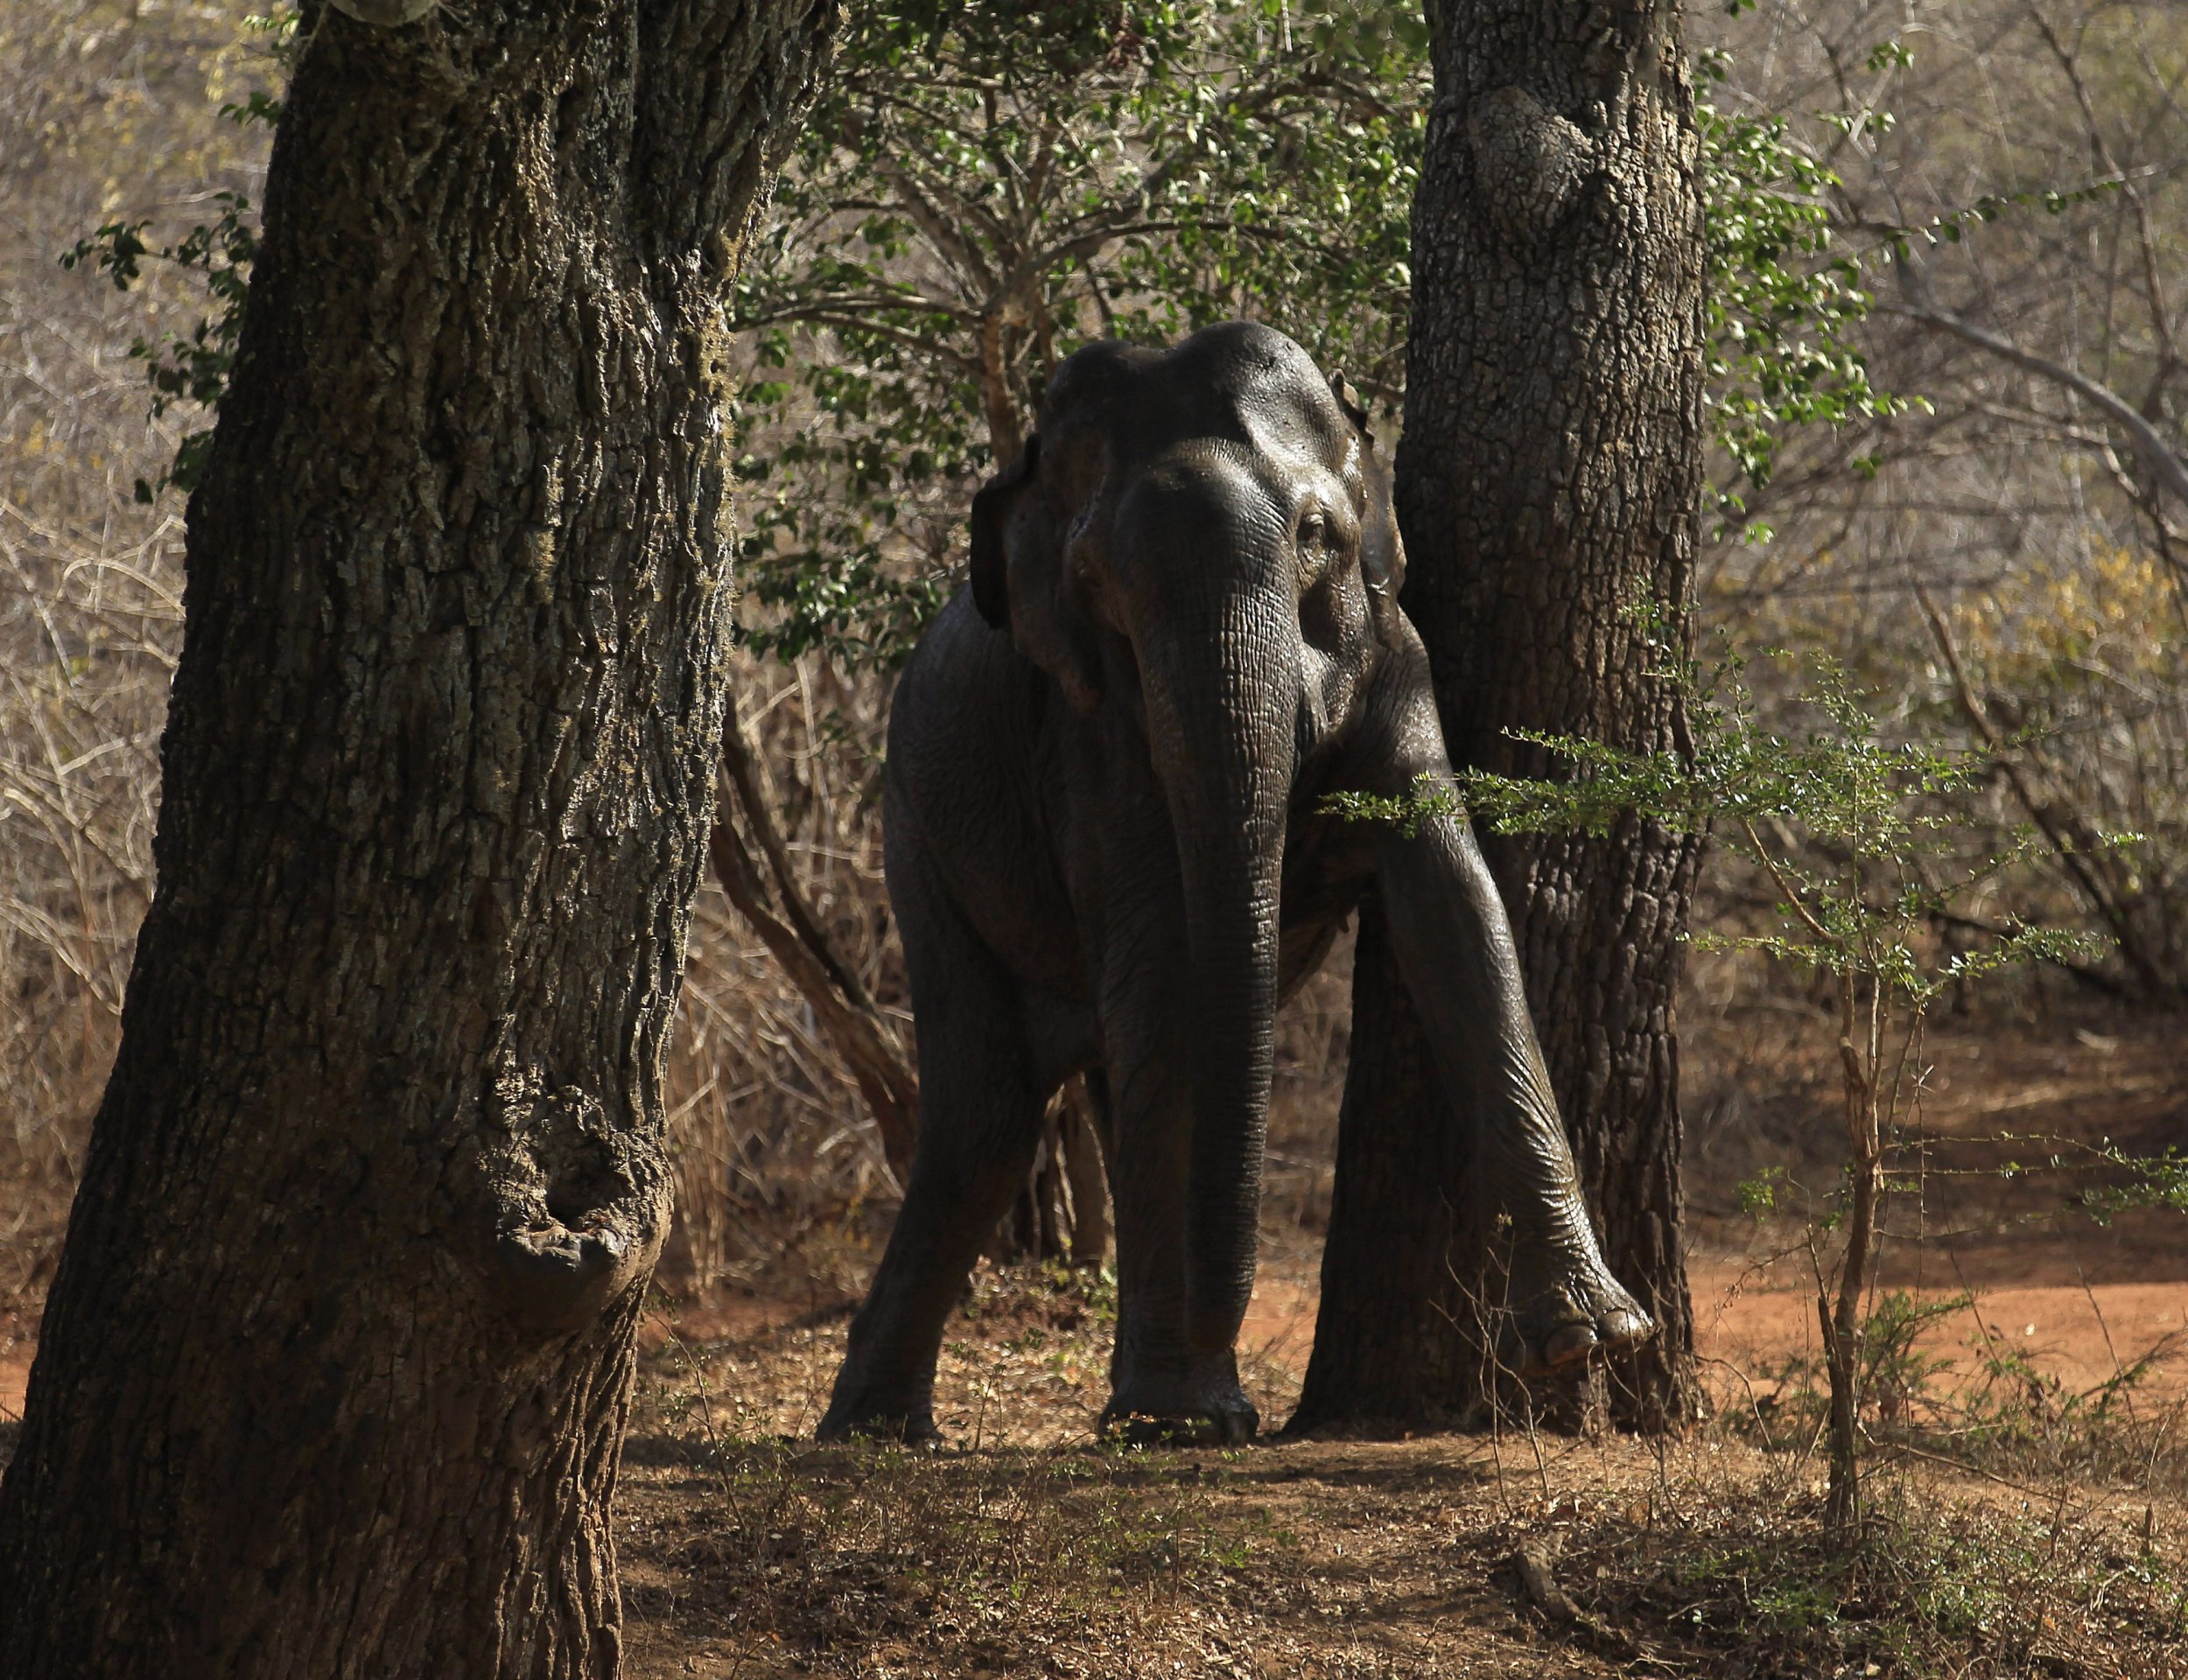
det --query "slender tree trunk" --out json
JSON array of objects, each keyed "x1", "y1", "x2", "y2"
[
  {"x1": 0, "y1": 3, "x2": 836, "y2": 1674},
  {"x1": 1299, "y1": 0, "x2": 1707, "y2": 1434},
  {"x1": 989, "y1": 1082, "x2": 1109, "y2": 1268},
  {"x1": 1824, "y1": 974, "x2": 1885, "y2": 1541},
  {"x1": 1062, "y1": 1082, "x2": 1112, "y2": 1266}
]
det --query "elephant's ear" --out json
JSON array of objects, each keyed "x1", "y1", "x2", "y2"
[
  {"x1": 1329, "y1": 370, "x2": 1372, "y2": 439},
  {"x1": 970, "y1": 430, "x2": 1105, "y2": 713},
  {"x1": 1362, "y1": 489, "x2": 1407, "y2": 608},
  {"x1": 971, "y1": 433, "x2": 1039, "y2": 628},
  {"x1": 1350, "y1": 390, "x2": 1407, "y2": 629}
]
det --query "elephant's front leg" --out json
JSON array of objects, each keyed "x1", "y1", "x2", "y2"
[
  {"x1": 1371, "y1": 758, "x2": 1654, "y2": 1373},
  {"x1": 1095, "y1": 960, "x2": 1262, "y2": 1446}
]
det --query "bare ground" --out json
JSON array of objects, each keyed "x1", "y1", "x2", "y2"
[
  {"x1": 610, "y1": 1007, "x2": 2188, "y2": 1677},
  {"x1": 3, "y1": 1010, "x2": 2185, "y2": 1676},
  {"x1": 614, "y1": 1263, "x2": 2188, "y2": 1679}
]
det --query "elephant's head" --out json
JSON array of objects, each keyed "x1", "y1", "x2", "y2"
[
  {"x1": 971, "y1": 322, "x2": 1406, "y2": 728},
  {"x1": 968, "y1": 322, "x2": 1406, "y2": 1365}
]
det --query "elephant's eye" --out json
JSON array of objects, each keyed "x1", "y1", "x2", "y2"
[{"x1": 1296, "y1": 511, "x2": 1335, "y2": 583}]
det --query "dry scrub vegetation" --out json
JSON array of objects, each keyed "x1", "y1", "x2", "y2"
[
  {"x1": 0, "y1": 0, "x2": 242, "y2": 1338},
  {"x1": 4, "y1": 2, "x2": 2188, "y2": 1676}
]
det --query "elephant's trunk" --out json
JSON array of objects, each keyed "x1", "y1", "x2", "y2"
[{"x1": 1138, "y1": 590, "x2": 1297, "y2": 1362}]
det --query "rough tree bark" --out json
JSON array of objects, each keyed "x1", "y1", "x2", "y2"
[
  {"x1": 1296, "y1": 0, "x2": 1708, "y2": 1434},
  {"x1": 0, "y1": 2, "x2": 837, "y2": 1674}
]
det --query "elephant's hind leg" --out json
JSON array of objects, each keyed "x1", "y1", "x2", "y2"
[{"x1": 817, "y1": 873, "x2": 1048, "y2": 1444}]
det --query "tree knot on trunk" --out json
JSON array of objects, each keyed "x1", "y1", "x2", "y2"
[
  {"x1": 1462, "y1": 86, "x2": 1598, "y2": 245},
  {"x1": 470, "y1": 1080, "x2": 670, "y2": 1336}
]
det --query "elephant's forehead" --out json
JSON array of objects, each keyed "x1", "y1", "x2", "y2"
[{"x1": 1043, "y1": 324, "x2": 1350, "y2": 477}]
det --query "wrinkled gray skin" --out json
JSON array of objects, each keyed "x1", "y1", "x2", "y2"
[{"x1": 819, "y1": 323, "x2": 1652, "y2": 1446}]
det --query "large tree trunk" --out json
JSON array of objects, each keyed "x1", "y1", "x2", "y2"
[
  {"x1": 1297, "y1": 0, "x2": 1707, "y2": 1434},
  {"x1": 0, "y1": 3, "x2": 836, "y2": 1674}
]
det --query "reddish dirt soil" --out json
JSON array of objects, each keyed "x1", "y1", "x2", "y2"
[
  {"x1": 4, "y1": 1012, "x2": 2184, "y2": 1676},
  {"x1": 1215, "y1": 1016, "x2": 2188, "y2": 1418},
  {"x1": 1683, "y1": 1015, "x2": 2188, "y2": 1408}
]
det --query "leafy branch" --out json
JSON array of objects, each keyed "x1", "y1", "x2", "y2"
[
  {"x1": 54, "y1": 8, "x2": 294, "y2": 503},
  {"x1": 1446, "y1": 623, "x2": 2114, "y2": 1540}
]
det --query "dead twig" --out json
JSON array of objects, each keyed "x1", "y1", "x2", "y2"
[
  {"x1": 1511, "y1": 1533, "x2": 1640, "y2": 1658},
  {"x1": 711, "y1": 684, "x2": 920, "y2": 1181}
]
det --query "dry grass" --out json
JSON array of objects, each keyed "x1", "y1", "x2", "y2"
[{"x1": 0, "y1": 0, "x2": 269, "y2": 1346}]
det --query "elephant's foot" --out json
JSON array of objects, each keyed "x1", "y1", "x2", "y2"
[
  {"x1": 816, "y1": 1380, "x2": 943, "y2": 1446},
  {"x1": 1099, "y1": 1358, "x2": 1260, "y2": 1446},
  {"x1": 1506, "y1": 1239, "x2": 1655, "y2": 1376}
]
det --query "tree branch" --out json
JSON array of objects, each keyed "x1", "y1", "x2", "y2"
[
  {"x1": 871, "y1": 152, "x2": 1004, "y2": 294},
  {"x1": 732, "y1": 308, "x2": 984, "y2": 374},
  {"x1": 1911, "y1": 583, "x2": 2174, "y2": 998},
  {"x1": 734, "y1": 289, "x2": 980, "y2": 328},
  {"x1": 711, "y1": 689, "x2": 919, "y2": 1178},
  {"x1": 1879, "y1": 301, "x2": 2188, "y2": 511}
]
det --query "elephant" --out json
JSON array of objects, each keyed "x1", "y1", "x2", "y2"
[{"x1": 817, "y1": 321, "x2": 1652, "y2": 1446}]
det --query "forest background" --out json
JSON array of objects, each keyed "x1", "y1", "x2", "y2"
[
  {"x1": 3, "y1": 0, "x2": 2184, "y2": 1435},
  {"x1": 6, "y1": 1, "x2": 2188, "y2": 1671}
]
